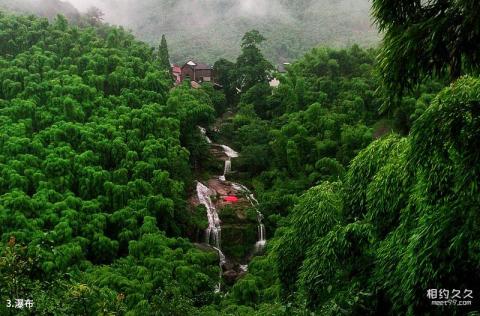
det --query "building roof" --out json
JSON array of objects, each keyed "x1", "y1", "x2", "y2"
[
  {"x1": 195, "y1": 63, "x2": 212, "y2": 70},
  {"x1": 182, "y1": 60, "x2": 212, "y2": 70}
]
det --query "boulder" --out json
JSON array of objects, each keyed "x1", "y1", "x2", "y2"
[{"x1": 223, "y1": 270, "x2": 238, "y2": 285}]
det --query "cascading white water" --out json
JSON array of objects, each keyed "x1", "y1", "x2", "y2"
[
  {"x1": 255, "y1": 215, "x2": 266, "y2": 252},
  {"x1": 219, "y1": 159, "x2": 232, "y2": 182},
  {"x1": 196, "y1": 129, "x2": 265, "y2": 290},
  {"x1": 196, "y1": 181, "x2": 225, "y2": 291},
  {"x1": 196, "y1": 182, "x2": 222, "y2": 247},
  {"x1": 213, "y1": 246, "x2": 226, "y2": 293},
  {"x1": 220, "y1": 145, "x2": 239, "y2": 158},
  {"x1": 219, "y1": 145, "x2": 238, "y2": 182},
  {"x1": 231, "y1": 183, "x2": 267, "y2": 252},
  {"x1": 198, "y1": 126, "x2": 212, "y2": 144},
  {"x1": 224, "y1": 159, "x2": 232, "y2": 175}
]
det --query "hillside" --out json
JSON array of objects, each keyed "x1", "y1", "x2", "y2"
[
  {"x1": 0, "y1": 11, "x2": 220, "y2": 314},
  {"x1": 100, "y1": 0, "x2": 378, "y2": 64},
  {"x1": 1, "y1": 0, "x2": 378, "y2": 64},
  {"x1": 0, "y1": 0, "x2": 80, "y2": 20},
  {"x1": 2, "y1": 0, "x2": 478, "y2": 315}
]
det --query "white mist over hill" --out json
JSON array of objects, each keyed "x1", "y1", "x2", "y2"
[{"x1": 2, "y1": 0, "x2": 378, "y2": 63}]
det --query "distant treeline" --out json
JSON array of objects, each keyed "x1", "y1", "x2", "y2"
[{"x1": 0, "y1": 0, "x2": 378, "y2": 64}]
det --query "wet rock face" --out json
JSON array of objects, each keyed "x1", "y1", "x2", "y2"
[
  {"x1": 192, "y1": 177, "x2": 258, "y2": 282},
  {"x1": 223, "y1": 261, "x2": 235, "y2": 271},
  {"x1": 222, "y1": 263, "x2": 248, "y2": 285},
  {"x1": 210, "y1": 144, "x2": 231, "y2": 161},
  {"x1": 212, "y1": 183, "x2": 258, "y2": 260},
  {"x1": 223, "y1": 270, "x2": 238, "y2": 285},
  {"x1": 192, "y1": 128, "x2": 267, "y2": 290},
  {"x1": 221, "y1": 221, "x2": 257, "y2": 259},
  {"x1": 206, "y1": 178, "x2": 253, "y2": 209}
]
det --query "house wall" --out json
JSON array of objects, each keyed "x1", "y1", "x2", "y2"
[
  {"x1": 180, "y1": 65, "x2": 215, "y2": 83},
  {"x1": 195, "y1": 69, "x2": 214, "y2": 82},
  {"x1": 181, "y1": 65, "x2": 195, "y2": 81}
]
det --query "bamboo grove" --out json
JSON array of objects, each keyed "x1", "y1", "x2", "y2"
[{"x1": 1, "y1": 2, "x2": 480, "y2": 314}]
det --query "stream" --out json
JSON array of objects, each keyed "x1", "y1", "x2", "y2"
[
  {"x1": 195, "y1": 126, "x2": 266, "y2": 291},
  {"x1": 231, "y1": 183, "x2": 266, "y2": 253}
]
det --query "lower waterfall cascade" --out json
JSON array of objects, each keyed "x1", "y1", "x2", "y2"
[{"x1": 194, "y1": 127, "x2": 267, "y2": 291}]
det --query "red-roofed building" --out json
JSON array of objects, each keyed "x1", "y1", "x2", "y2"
[{"x1": 180, "y1": 60, "x2": 214, "y2": 83}]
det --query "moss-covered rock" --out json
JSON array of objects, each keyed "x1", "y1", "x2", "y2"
[{"x1": 220, "y1": 206, "x2": 258, "y2": 260}]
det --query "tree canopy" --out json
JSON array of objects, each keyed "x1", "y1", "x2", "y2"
[
  {"x1": 1, "y1": 3, "x2": 479, "y2": 315},
  {"x1": 372, "y1": 0, "x2": 480, "y2": 98},
  {"x1": 158, "y1": 34, "x2": 171, "y2": 73},
  {"x1": 0, "y1": 12, "x2": 219, "y2": 315}
]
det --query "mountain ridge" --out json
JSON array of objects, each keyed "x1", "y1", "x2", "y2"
[{"x1": 0, "y1": 0, "x2": 378, "y2": 64}]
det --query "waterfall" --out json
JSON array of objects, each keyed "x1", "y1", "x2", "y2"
[
  {"x1": 220, "y1": 145, "x2": 239, "y2": 158},
  {"x1": 213, "y1": 246, "x2": 226, "y2": 293},
  {"x1": 196, "y1": 181, "x2": 225, "y2": 291},
  {"x1": 255, "y1": 216, "x2": 267, "y2": 252},
  {"x1": 224, "y1": 159, "x2": 232, "y2": 175},
  {"x1": 197, "y1": 181, "x2": 222, "y2": 247},
  {"x1": 220, "y1": 158, "x2": 231, "y2": 182},
  {"x1": 198, "y1": 126, "x2": 212, "y2": 144},
  {"x1": 231, "y1": 183, "x2": 267, "y2": 252},
  {"x1": 258, "y1": 224, "x2": 266, "y2": 242},
  {"x1": 219, "y1": 145, "x2": 237, "y2": 182},
  {"x1": 195, "y1": 132, "x2": 266, "y2": 291}
]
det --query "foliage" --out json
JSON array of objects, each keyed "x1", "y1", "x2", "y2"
[
  {"x1": 298, "y1": 221, "x2": 375, "y2": 314},
  {"x1": 1, "y1": 0, "x2": 379, "y2": 65},
  {"x1": 374, "y1": 77, "x2": 480, "y2": 315},
  {"x1": 343, "y1": 134, "x2": 401, "y2": 222},
  {"x1": 158, "y1": 34, "x2": 171, "y2": 73},
  {"x1": 201, "y1": 82, "x2": 227, "y2": 116},
  {"x1": 0, "y1": 12, "x2": 218, "y2": 314},
  {"x1": 221, "y1": 36, "x2": 480, "y2": 314},
  {"x1": 213, "y1": 58, "x2": 238, "y2": 106},
  {"x1": 235, "y1": 30, "x2": 275, "y2": 93},
  {"x1": 2, "y1": 3, "x2": 479, "y2": 315},
  {"x1": 266, "y1": 77, "x2": 480, "y2": 315},
  {"x1": 372, "y1": 0, "x2": 480, "y2": 99},
  {"x1": 277, "y1": 182, "x2": 343, "y2": 299},
  {"x1": 222, "y1": 45, "x2": 384, "y2": 225}
]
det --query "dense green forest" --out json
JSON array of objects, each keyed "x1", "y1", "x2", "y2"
[
  {"x1": 0, "y1": 0, "x2": 378, "y2": 64},
  {"x1": 1, "y1": 0, "x2": 480, "y2": 314},
  {"x1": 0, "y1": 12, "x2": 221, "y2": 314}
]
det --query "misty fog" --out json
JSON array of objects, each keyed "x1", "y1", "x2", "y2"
[
  {"x1": 0, "y1": 0, "x2": 377, "y2": 63},
  {"x1": 64, "y1": 0, "x2": 371, "y2": 25},
  {"x1": 64, "y1": 0, "x2": 295, "y2": 26}
]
